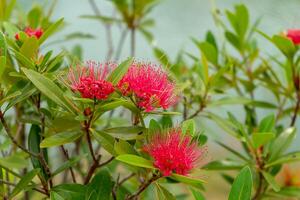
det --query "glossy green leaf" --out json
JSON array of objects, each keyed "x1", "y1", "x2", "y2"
[
  {"x1": 182, "y1": 119, "x2": 196, "y2": 136},
  {"x1": 39, "y1": 18, "x2": 64, "y2": 45},
  {"x1": 91, "y1": 130, "x2": 116, "y2": 155},
  {"x1": 258, "y1": 114, "x2": 275, "y2": 132},
  {"x1": 265, "y1": 152, "x2": 300, "y2": 168},
  {"x1": 203, "y1": 160, "x2": 244, "y2": 170},
  {"x1": 103, "y1": 126, "x2": 145, "y2": 140},
  {"x1": 0, "y1": 154, "x2": 28, "y2": 169},
  {"x1": 191, "y1": 188, "x2": 205, "y2": 200},
  {"x1": 208, "y1": 97, "x2": 252, "y2": 107},
  {"x1": 171, "y1": 174, "x2": 206, "y2": 185},
  {"x1": 272, "y1": 35, "x2": 296, "y2": 59},
  {"x1": 114, "y1": 139, "x2": 138, "y2": 155},
  {"x1": 196, "y1": 41, "x2": 218, "y2": 66},
  {"x1": 262, "y1": 171, "x2": 280, "y2": 192},
  {"x1": 116, "y1": 154, "x2": 155, "y2": 169},
  {"x1": 0, "y1": 31, "x2": 7, "y2": 79},
  {"x1": 107, "y1": 57, "x2": 133, "y2": 84},
  {"x1": 51, "y1": 184, "x2": 87, "y2": 200},
  {"x1": 22, "y1": 68, "x2": 77, "y2": 114},
  {"x1": 10, "y1": 169, "x2": 40, "y2": 198},
  {"x1": 156, "y1": 184, "x2": 176, "y2": 200},
  {"x1": 268, "y1": 127, "x2": 296, "y2": 161},
  {"x1": 28, "y1": 124, "x2": 48, "y2": 180},
  {"x1": 228, "y1": 166, "x2": 252, "y2": 200},
  {"x1": 252, "y1": 132, "x2": 275, "y2": 149},
  {"x1": 86, "y1": 169, "x2": 113, "y2": 200},
  {"x1": 52, "y1": 155, "x2": 85, "y2": 177},
  {"x1": 40, "y1": 132, "x2": 83, "y2": 148},
  {"x1": 20, "y1": 36, "x2": 39, "y2": 59}
]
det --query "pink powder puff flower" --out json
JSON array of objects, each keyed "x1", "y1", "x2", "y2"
[
  {"x1": 15, "y1": 27, "x2": 43, "y2": 40},
  {"x1": 67, "y1": 61, "x2": 116, "y2": 100},
  {"x1": 117, "y1": 62, "x2": 177, "y2": 112},
  {"x1": 143, "y1": 128, "x2": 206, "y2": 176}
]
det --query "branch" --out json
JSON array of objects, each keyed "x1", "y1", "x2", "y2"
[
  {"x1": 60, "y1": 146, "x2": 77, "y2": 183},
  {"x1": 126, "y1": 173, "x2": 161, "y2": 200},
  {"x1": 290, "y1": 92, "x2": 300, "y2": 127}
]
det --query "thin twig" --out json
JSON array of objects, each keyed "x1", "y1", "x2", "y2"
[
  {"x1": 60, "y1": 146, "x2": 77, "y2": 183},
  {"x1": 290, "y1": 92, "x2": 300, "y2": 127},
  {"x1": 126, "y1": 173, "x2": 161, "y2": 200},
  {"x1": 0, "y1": 179, "x2": 49, "y2": 196},
  {"x1": 0, "y1": 110, "x2": 38, "y2": 157}
]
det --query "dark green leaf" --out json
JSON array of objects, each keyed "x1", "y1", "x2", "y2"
[
  {"x1": 228, "y1": 166, "x2": 252, "y2": 200},
  {"x1": 116, "y1": 154, "x2": 155, "y2": 169},
  {"x1": 40, "y1": 132, "x2": 83, "y2": 148},
  {"x1": 10, "y1": 169, "x2": 40, "y2": 198},
  {"x1": 51, "y1": 184, "x2": 87, "y2": 200}
]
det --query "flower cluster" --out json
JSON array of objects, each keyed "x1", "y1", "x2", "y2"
[
  {"x1": 143, "y1": 128, "x2": 205, "y2": 176},
  {"x1": 286, "y1": 29, "x2": 300, "y2": 45},
  {"x1": 67, "y1": 61, "x2": 116, "y2": 100},
  {"x1": 118, "y1": 62, "x2": 177, "y2": 112},
  {"x1": 15, "y1": 27, "x2": 43, "y2": 40}
]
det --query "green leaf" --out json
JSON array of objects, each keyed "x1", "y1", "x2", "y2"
[
  {"x1": 86, "y1": 169, "x2": 113, "y2": 200},
  {"x1": 203, "y1": 160, "x2": 244, "y2": 170},
  {"x1": 50, "y1": 192, "x2": 65, "y2": 200},
  {"x1": 149, "y1": 119, "x2": 161, "y2": 133},
  {"x1": 225, "y1": 31, "x2": 241, "y2": 50},
  {"x1": 0, "y1": 31, "x2": 7, "y2": 79},
  {"x1": 171, "y1": 174, "x2": 206, "y2": 185},
  {"x1": 252, "y1": 132, "x2": 275, "y2": 149},
  {"x1": 10, "y1": 48, "x2": 35, "y2": 69},
  {"x1": 258, "y1": 114, "x2": 275, "y2": 132},
  {"x1": 116, "y1": 154, "x2": 155, "y2": 169},
  {"x1": 97, "y1": 99, "x2": 139, "y2": 113},
  {"x1": 51, "y1": 184, "x2": 87, "y2": 200},
  {"x1": 103, "y1": 126, "x2": 145, "y2": 140},
  {"x1": 262, "y1": 171, "x2": 280, "y2": 192},
  {"x1": 5, "y1": 83, "x2": 36, "y2": 112},
  {"x1": 265, "y1": 152, "x2": 300, "y2": 168},
  {"x1": 20, "y1": 35, "x2": 39, "y2": 59},
  {"x1": 91, "y1": 130, "x2": 116, "y2": 155},
  {"x1": 0, "y1": 154, "x2": 28, "y2": 169},
  {"x1": 195, "y1": 41, "x2": 218, "y2": 66},
  {"x1": 39, "y1": 18, "x2": 64, "y2": 45},
  {"x1": 114, "y1": 139, "x2": 138, "y2": 155},
  {"x1": 52, "y1": 155, "x2": 84, "y2": 177},
  {"x1": 10, "y1": 169, "x2": 40, "y2": 198},
  {"x1": 40, "y1": 132, "x2": 83, "y2": 148},
  {"x1": 208, "y1": 97, "x2": 252, "y2": 107},
  {"x1": 272, "y1": 35, "x2": 296, "y2": 59},
  {"x1": 153, "y1": 47, "x2": 171, "y2": 67},
  {"x1": 191, "y1": 188, "x2": 205, "y2": 200},
  {"x1": 107, "y1": 57, "x2": 133, "y2": 84},
  {"x1": 27, "y1": 6, "x2": 42, "y2": 28},
  {"x1": 274, "y1": 186, "x2": 300, "y2": 197},
  {"x1": 182, "y1": 119, "x2": 196, "y2": 136},
  {"x1": 156, "y1": 184, "x2": 176, "y2": 200},
  {"x1": 228, "y1": 166, "x2": 252, "y2": 200},
  {"x1": 28, "y1": 124, "x2": 48, "y2": 180},
  {"x1": 268, "y1": 127, "x2": 296, "y2": 161},
  {"x1": 22, "y1": 68, "x2": 77, "y2": 114}
]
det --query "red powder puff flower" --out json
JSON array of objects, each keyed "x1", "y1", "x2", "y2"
[
  {"x1": 143, "y1": 128, "x2": 206, "y2": 176},
  {"x1": 67, "y1": 61, "x2": 116, "y2": 100},
  {"x1": 15, "y1": 27, "x2": 43, "y2": 40},
  {"x1": 117, "y1": 62, "x2": 177, "y2": 112},
  {"x1": 286, "y1": 29, "x2": 300, "y2": 45}
]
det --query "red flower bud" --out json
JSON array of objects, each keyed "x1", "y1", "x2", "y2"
[{"x1": 286, "y1": 29, "x2": 300, "y2": 45}]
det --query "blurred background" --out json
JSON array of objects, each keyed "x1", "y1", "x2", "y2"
[{"x1": 13, "y1": 0, "x2": 300, "y2": 199}]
